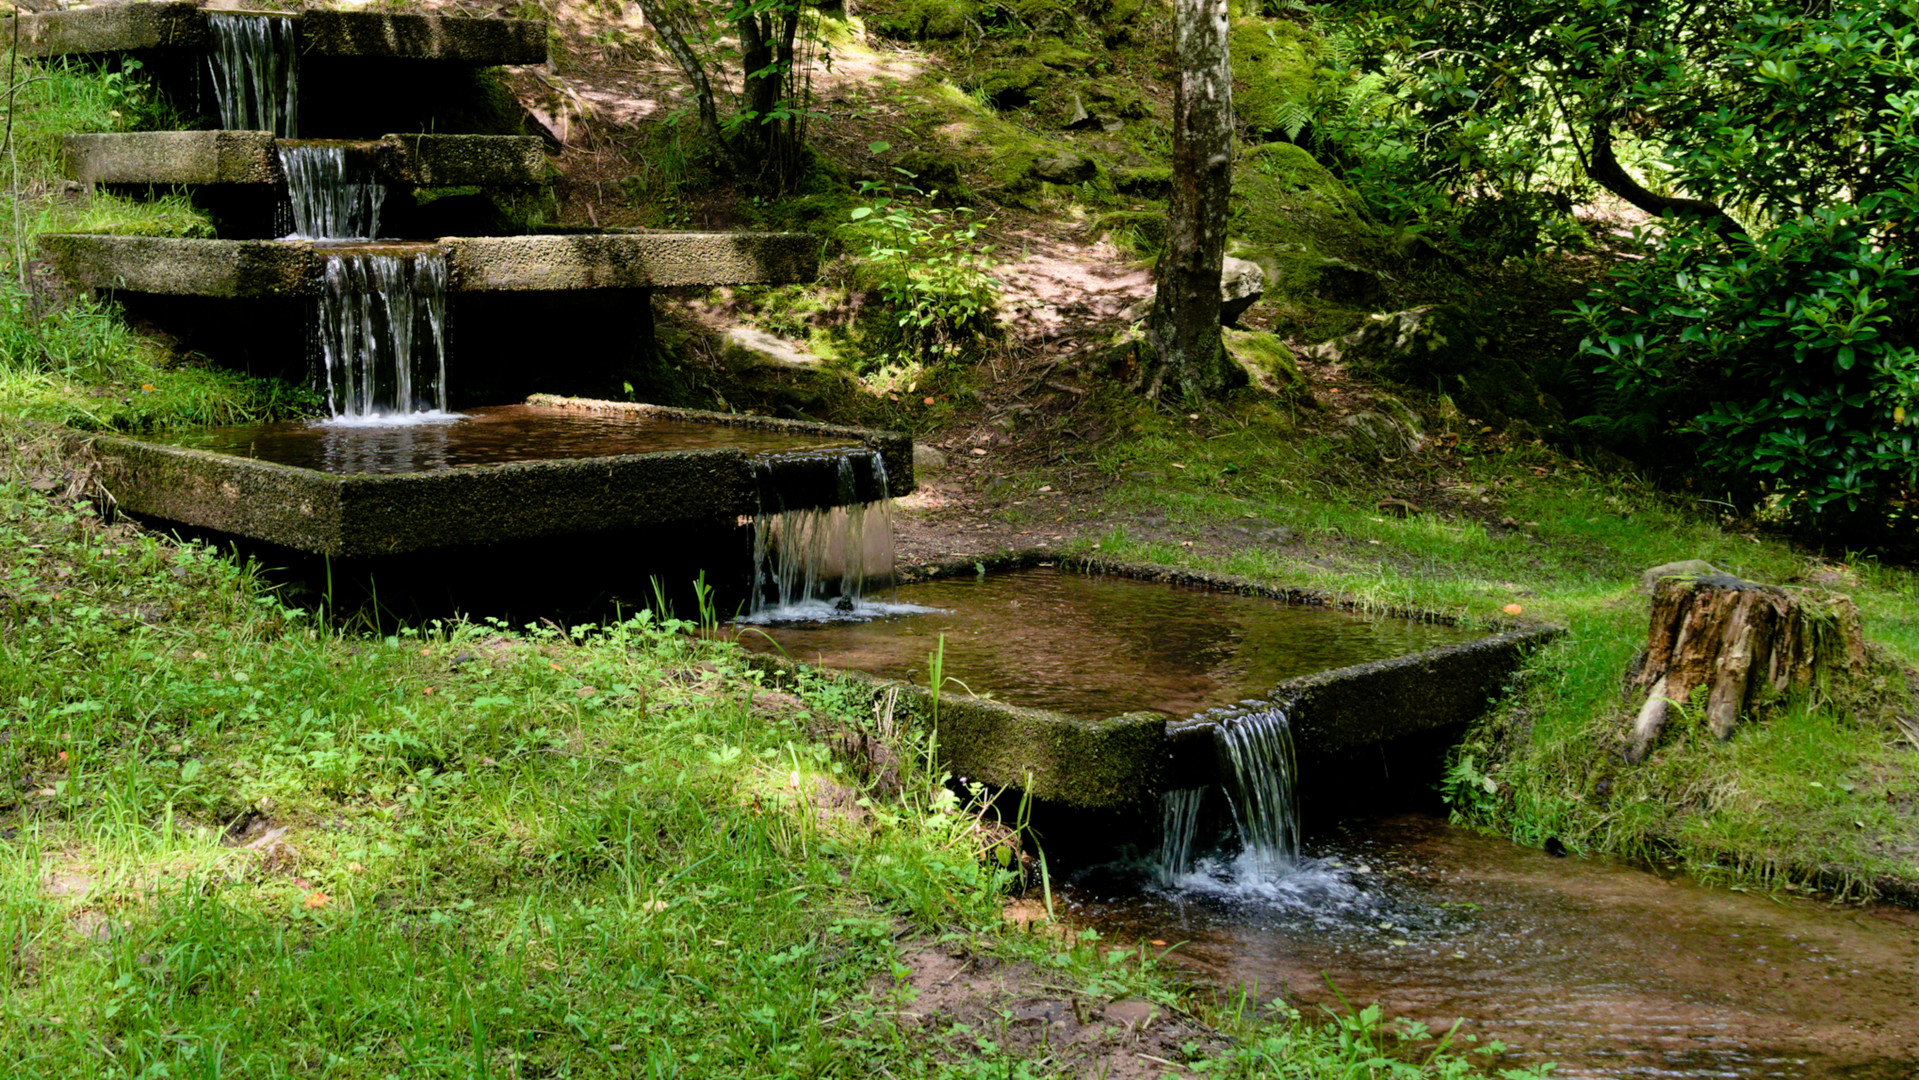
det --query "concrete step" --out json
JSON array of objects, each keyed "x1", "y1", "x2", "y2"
[
  {"x1": 63, "y1": 132, "x2": 550, "y2": 188},
  {"x1": 7, "y1": 3, "x2": 546, "y2": 64}
]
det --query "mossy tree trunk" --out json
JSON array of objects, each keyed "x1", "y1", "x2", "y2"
[
  {"x1": 1143, "y1": 0, "x2": 1236, "y2": 400},
  {"x1": 1627, "y1": 574, "x2": 1868, "y2": 761}
]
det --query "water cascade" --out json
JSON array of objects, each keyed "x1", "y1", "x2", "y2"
[
  {"x1": 279, "y1": 143, "x2": 385, "y2": 241},
  {"x1": 207, "y1": 13, "x2": 298, "y2": 137},
  {"x1": 747, "y1": 450, "x2": 895, "y2": 617},
  {"x1": 1210, "y1": 707, "x2": 1301, "y2": 877},
  {"x1": 316, "y1": 250, "x2": 450, "y2": 419},
  {"x1": 1154, "y1": 787, "x2": 1206, "y2": 885}
]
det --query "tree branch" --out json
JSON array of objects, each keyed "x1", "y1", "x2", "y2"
[
  {"x1": 634, "y1": 0, "x2": 725, "y2": 150},
  {"x1": 1588, "y1": 114, "x2": 1746, "y2": 239}
]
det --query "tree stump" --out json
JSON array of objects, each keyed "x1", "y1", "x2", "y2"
[{"x1": 1627, "y1": 573, "x2": 1868, "y2": 761}]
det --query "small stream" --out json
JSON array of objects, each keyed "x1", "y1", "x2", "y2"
[{"x1": 1067, "y1": 814, "x2": 1919, "y2": 1079}]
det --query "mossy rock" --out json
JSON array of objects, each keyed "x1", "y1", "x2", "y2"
[
  {"x1": 862, "y1": 0, "x2": 979, "y2": 40},
  {"x1": 1234, "y1": 142, "x2": 1358, "y2": 228},
  {"x1": 1223, "y1": 328, "x2": 1301, "y2": 396},
  {"x1": 896, "y1": 149, "x2": 963, "y2": 190},
  {"x1": 1113, "y1": 166, "x2": 1171, "y2": 197},
  {"x1": 1036, "y1": 43, "x2": 1098, "y2": 70},
  {"x1": 1230, "y1": 17, "x2": 1324, "y2": 142},
  {"x1": 964, "y1": 61, "x2": 1052, "y2": 109},
  {"x1": 1087, "y1": 84, "x2": 1153, "y2": 120},
  {"x1": 1306, "y1": 305, "x2": 1565, "y2": 431}
]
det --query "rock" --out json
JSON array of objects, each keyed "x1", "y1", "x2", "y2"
[
  {"x1": 1219, "y1": 256, "x2": 1266, "y2": 326},
  {"x1": 968, "y1": 61, "x2": 1049, "y2": 109},
  {"x1": 1297, "y1": 305, "x2": 1562, "y2": 432},
  {"x1": 1036, "y1": 43, "x2": 1097, "y2": 70},
  {"x1": 1256, "y1": 525, "x2": 1296, "y2": 545},
  {"x1": 1637, "y1": 559, "x2": 1722, "y2": 596},
  {"x1": 1341, "y1": 411, "x2": 1421, "y2": 461},
  {"x1": 1222, "y1": 328, "x2": 1299, "y2": 395},
  {"x1": 1310, "y1": 257, "x2": 1385, "y2": 306},
  {"x1": 719, "y1": 327, "x2": 861, "y2": 414},
  {"x1": 1027, "y1": 150, "x2": 1097, "y2": 185},
  {"x1": 1118, "y1": 258, "x2": 1267, "y2": 327},
  {"x1": 1113, "y1": 165, "x2": 1171, "y2": 197},
  {"x1": 912, "y1": 442, "x2": 948, "y2": 475},
  {"x1": 895, "y1": 149, "x2": 961, "y2": 190}
]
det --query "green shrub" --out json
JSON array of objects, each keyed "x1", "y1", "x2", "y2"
[
  {"x1": 846, "y1": 167, "x2": 1001, "y2": 374},
  {"x1": 1574, "y1": 207, "x2": 1919, "y2": 541}
]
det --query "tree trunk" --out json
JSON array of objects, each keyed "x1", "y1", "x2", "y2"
[
  {"x1": 634, "y1": 0, "x2": 725, "y2": 150},
  {"x1": 1627, "y1": 574, "x2": 1868, "y2": 761},
  {"x1": 737, "y1": 2, "x2": 802, "y2": 176},
  {"x1": 1588, "y1": 114, "x2": 1746, "y2": 241},
  {"x1": 1143, "y1": 0, "x2": 1235, "y2": 400}
]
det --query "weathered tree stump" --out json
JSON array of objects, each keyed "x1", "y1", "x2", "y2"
[{"x1": 1627, "y1": 573, "x2": 1868, "y2": 761}]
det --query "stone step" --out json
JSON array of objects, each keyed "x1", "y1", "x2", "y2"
[
  {"x1": 7, "y1": 3, "x2": 546, "y2": 64},
  {"x1": 39, "y1": 232, "x2": 821, "y2": 296},
  {"x1": 64, "y1": 132, "x2": 550, "y2": 188},
  {"x1": 85, "y1": 398, "x2": 914, "y2": 558}
]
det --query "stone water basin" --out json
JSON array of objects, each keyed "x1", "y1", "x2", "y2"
[
  {"x1": 737, "y1": 560, "x2": 1558, "y2": 808},
  {"x1": 87, "y1": 397, "x2": 912, "y2": 557}
]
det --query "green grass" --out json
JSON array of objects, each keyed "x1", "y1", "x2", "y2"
[
  {"x1": 0, "y1": 429, "x2": 1538, "y2": 1079},
  {"x1": 0, "y1": 55, "x2": 301, "y2": 431},
  {"x1": 1076, "y1": 391, "x2": 1919, "y2": 898}
]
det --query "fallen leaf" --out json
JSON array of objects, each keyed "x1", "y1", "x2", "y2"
[
  {"x1": 640, "y1": 899, "x2": 668, "y2": 914},
  {"x1": 923, "y1": 396, "x2": 935, "y2": 406},
  {"x1": 1150, "y1": 939, "x2": 1167, "y2": 946},
  {"x1": 1171, "y1": 463, "x2": 1186, "y2": 470},
  {"x1": 347, "y1": 863, "x2": 366, "y2": 873},
  {"x1": 549, "y1": 662, "x2": 563, "y2": 671},
  {"x1": 422, "y1": 687, "x2": 434, "y2": 695},
  {"x1": 971, "y1": 447, "x2": 988, "y2": 456},
  {"x1": 1502, "y1": 604, "x2": 1524, "y2": 616},
  {"x1": 303, "y1": 891, "x2": 330, "y2": 909}
]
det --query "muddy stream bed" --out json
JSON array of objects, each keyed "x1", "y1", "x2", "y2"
[{"x1": 1066, "y1": 815, "x2": 1919, "y2": 1079}]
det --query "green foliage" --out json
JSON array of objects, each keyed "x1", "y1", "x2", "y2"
[
  {"x1": 847, "y1": 152, "x2": 1001, "y2": 374},
  {"x1": 1574, "y1": 206, "x2": 1919, "y2": 539}
]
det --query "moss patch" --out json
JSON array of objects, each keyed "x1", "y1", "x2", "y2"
[{"x1": 1230, "y1": 17, "x2": 1324, "y2": 142}]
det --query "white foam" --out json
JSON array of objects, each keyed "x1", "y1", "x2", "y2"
[
  {"x1": 315, "y1": 410, "x2": 465, "y2": 429},
  {"x1": 1162, "y1": 854, "x2": 1380, "y2": 916},
  {"x1": 732, "y1": 598, "x2": 947, "y2": 626}
]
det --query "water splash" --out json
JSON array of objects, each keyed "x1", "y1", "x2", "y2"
[
  {"x1": 1212, "y1": 706, "x2": 1301, "y2": 878},
  {"x1": 279, "y1": 143, "x2": 384, "y2": 240},
  {"x1": 207, "y1": 14, "x2": 298, "y2": 137},
  {"x1": 1154, "y1": 787, "x2": 1206, "y2": 886},
  {"x1": 316, "y1": 250, "x2": 449, "y2": 419},
  {"x1": 747, "y1": 449, "x2": 897, "y2": 618}
]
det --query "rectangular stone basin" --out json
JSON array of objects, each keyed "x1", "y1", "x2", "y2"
[
  {"x1": 89, "y1": 398, "x2": 914, "y2": 558},
  {"x1": 7, "y1": 4, "x2": 546, "y2": 64},
  {"x1": 741, "y1": 557, "x2": 1559, "y2": 809},
  {"x1": 38, "y1": 232, "x2": 821, "y2": 296},
  {"x1": 64, "y1": 133, "x2": 549, "y2": 189}
]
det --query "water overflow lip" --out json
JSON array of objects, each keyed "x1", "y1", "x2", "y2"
[
  {"x1": 147, "y1": 404, "x2": 862, "y2": 474},
  {"x1": 736, "y1": 564, "x2": 1481, "y2": 721}
]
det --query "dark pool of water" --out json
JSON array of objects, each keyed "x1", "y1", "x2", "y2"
[
  {"x1": 735, "y1": 567, "x2": 1478, "y2": 720},
  {"x1": 153, "y1": 405, "x2": 856, "y2": 475},
  {"x1": 1067, "y1": 814, "x2": 1919, "y2": 1079}
]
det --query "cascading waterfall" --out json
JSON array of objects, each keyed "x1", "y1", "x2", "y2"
[
  {"x1": 207, "y1": 13, "x2": 299, "y2": 137},
  {"x1": 279, "y1": 143, "x2": 385, "y2": 240},
  {"x1": 747, "y1": 450, "x2": 896, "y2": 617},
  {"x1": 1213, "y1": 707, "x2": 1301, "y2": 877},
  {"x1": 316, "y1": 250, "x2": 450, "y2": 419},
  {"x1": 1154, "y1": 787, "x2": 1206, "y2": 885}
]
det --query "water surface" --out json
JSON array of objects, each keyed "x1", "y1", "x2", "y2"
[
  {"x1": 736, "y1": 567, "x2": 1477, "y2": 720},
  {"x1": 1068, "y1": 814, "x2": 1919, "y2": 1079},
  {"x1": 154, "y1": 405, "x2": 857, "y2": 475}
]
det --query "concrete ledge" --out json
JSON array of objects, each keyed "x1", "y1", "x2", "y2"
[
  {"x1": 39, "y1": 232, "x2": 821, "y2": 295},
  {"x1": 749, "y1": 556, "x2": 1562, "y2": 809},
  {"x1": 442, "y1": 233, "x2": 822, "y2": 290},
  {"x1": 523, "y1": 396, "x2": 916, "y2": 501},
  {"x1": 62, "y1": 132, "x2": 549, "y2": 188},
  {"x1": 87, "y1": 399, "x2": 914, "y2": 558},
  {"x1": 8, "y1": 5, "x2": 545, "y2": 63}
]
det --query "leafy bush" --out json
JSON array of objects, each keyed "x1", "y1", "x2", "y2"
[
  {"x1": 1574, "y1": 208, "x2": 1919, "y2": 538},
  {"x1": 846, "y1": 161, "x2": 1000, "y2": 373}
]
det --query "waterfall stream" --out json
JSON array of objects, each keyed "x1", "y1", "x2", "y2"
[
  {"x1": 745, "y1": 450, "x2": 897, "y2": 618},
  {"x1": 279, "y1": 144, "x2": 385, "y2": 241},
  {"x1": 316, "y1": 251, "x2": 450, "y2": 419},
  {"x1": 1214, "y1": 707, "x2": 1302, "y2": 876},
  {"x1": 207, "y1": 14, "x2": 298, "y2": 136}
]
